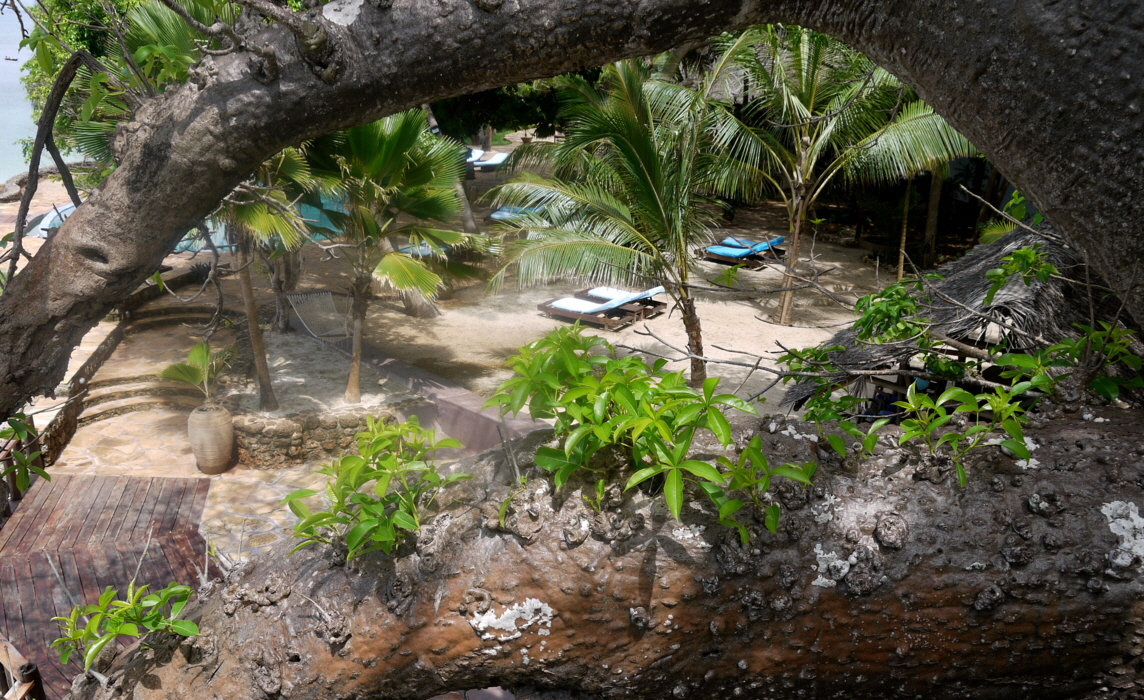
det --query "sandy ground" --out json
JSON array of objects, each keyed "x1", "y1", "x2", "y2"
[
  {"x1": 12, "y1": 172, "x2": 885, "y2": 412},
  {"x1": 224, "y1": 196, "x2": 883, "y2": 409},
  {"x1": 223, "y1": 331, "x2": 409, "y2": 417}
]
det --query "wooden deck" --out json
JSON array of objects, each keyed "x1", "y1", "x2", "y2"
[{"x1": 0, "y1": 475, "x2": 212, "y2": 699}]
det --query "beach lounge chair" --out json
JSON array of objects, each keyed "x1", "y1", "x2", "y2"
[
  {"x1": 473, "y1": 152, "x2": 510, "y2": 172},
  {"x1": 538, "y1": 287, "x2": 662, "y2": 330},
  {"x1": 572, "y1": 285, "x2": 667, "y2": 319},
  {"x1": 488, "y1": 205, "x2": 542, "y2": 221},
  {"x1": 702, "y1": 235, "x2": 785, "y2": 269},
  {"x1": 465, "y1": 149, "x2": 485, "y2": 163},
  {"x1": 287, "y1": 291, "x2": 350, "y2": 340}
]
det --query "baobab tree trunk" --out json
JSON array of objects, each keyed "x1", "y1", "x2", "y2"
[
  {"x1": 4, "y1": 0, "x2": 1144, "y2": 421},
  {"x1": 237, "y1": 246, "x2": 279, "y2": 411},
  {"x1": 68, "y1": 410, "x2": 1144, "y2": 700}
]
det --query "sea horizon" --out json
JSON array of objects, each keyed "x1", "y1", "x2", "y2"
[{"x1": 0, "y1": 8, "x2": 41, "y2": 183}]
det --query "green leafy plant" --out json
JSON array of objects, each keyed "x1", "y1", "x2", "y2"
[
  {"x1": 581, "y1": 478, "x2": 607, "y2": 514},
  {"x1": 159, "y1": 342, "x2": 236, "y2": 402},
  {"x1": 983, "y1": 244, "x2": 1059, "y2": 306},
  {"x1": 702, "y1": 436, "x2": 817, "y2": 542},
  {"x1": 282, "y1": 416, "x2": 469, "y2": 560},
  {"x1": 852, "y1": 277, "x2": 939, "y2": 343},
  {"x1": 829, "y1": 417, "x2": 892, "y2": 459},
  {"x1": 893, "y1": 381, "x2": 1049, "y2": 486},
  {"x1": 489, "y1": 327, "x2": 816, "y2": 537},
  {"x1": 52, "y1": 581, "x2": 197, "y2": 672},
  {"x1": 979, "y1": 190, "x2": 1044, "y2": 244},
  {"x1": 0, "y1": 413, "x2": 49, "y2": 492}
]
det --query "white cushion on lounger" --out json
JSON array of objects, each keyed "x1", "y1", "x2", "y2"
[{"x1": 550, "y1": 297, "x2": 610, "y2": 313}]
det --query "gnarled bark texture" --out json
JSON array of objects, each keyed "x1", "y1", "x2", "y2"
[
  {"x1": 68, "y1": 412, "x2": 1144, "y2": 699},
  {"x1": 1, "y1": 0, "x2": 1144, "y2": 419}
]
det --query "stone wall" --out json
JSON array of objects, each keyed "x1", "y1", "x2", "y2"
[{"x1": 228, "y1": 397, "x2": 431, "y2": 469}]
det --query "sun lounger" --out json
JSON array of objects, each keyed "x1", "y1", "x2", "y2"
[
  {"x1": 473, "y1": 152, "x2": 510, "y2": 172},
  {"x1": 537, "y1": 288, "x2": 656, "y2": 330},
  {"x1": 572, "y1": 285, "x2": 667, "y2": 319},
  {"x1": 702, "y1": 235, "x2": 785, "y2": 269},
  {"x1": 465, "y1": 149, "x2": 485, "y2": 163},
  {"x1": 488, "y1": 205, "x2": 542, "y2": 221}
]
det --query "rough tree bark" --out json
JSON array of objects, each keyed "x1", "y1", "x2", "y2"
[
  {"x1": 2, "y1": 0, "x2": 1144, "y2": 420},
  {"x1": 68, "y1": 411, "x2": 1144, "y2": 700}
]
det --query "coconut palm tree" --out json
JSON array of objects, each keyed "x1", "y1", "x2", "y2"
[
  {"x1": 739, "y1": 25, "x2": 976, "y2": 324},
  {"x1": 304, "y1": 111, "x2": 468, "y2": 403},
  {"x1": 490, "y1": 36, "x2": 768, "y2": 386}
]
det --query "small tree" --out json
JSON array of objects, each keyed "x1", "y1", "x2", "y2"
[
  {"x1": 305, "y1": 111, "x2": 467, "y2": 403},
  {"x1": 491, "y1": 38, "x2": 767, "y2": 386},
  {"x1": 740, "y1": 25, "x2": 976, "y2": 324}
]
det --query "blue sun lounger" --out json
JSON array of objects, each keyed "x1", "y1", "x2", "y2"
[
  {"x1": 703, "y1": 235, "x2": 785, "y2": 269},
  {"x1": 538, "y1": 286, "x2": 666, "y2": 330}
]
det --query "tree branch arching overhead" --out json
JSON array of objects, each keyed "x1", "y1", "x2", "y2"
[{"x1": 1, "y1": 0, "x2": 1144, "y2": 420}]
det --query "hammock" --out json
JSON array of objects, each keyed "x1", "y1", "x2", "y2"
[{"x1": 287, "y1": 291, "x2": 350, "y2": 340}]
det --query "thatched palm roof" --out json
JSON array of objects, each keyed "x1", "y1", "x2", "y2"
[{"x1": 781, "y1": 227, "x2": 1143, "y2": 408}]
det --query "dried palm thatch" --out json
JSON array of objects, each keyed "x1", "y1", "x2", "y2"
[{"x1": 781, "y1": 226, "x2": 1144, "y2": 408}]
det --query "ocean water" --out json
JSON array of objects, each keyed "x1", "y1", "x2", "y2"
[{"x1": 0, "y1": 9, "x2": 39, "y2": 182}]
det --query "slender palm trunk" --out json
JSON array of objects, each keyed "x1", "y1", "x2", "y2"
[
  {"x1": 679, "y1": 290, "x2": 706, "y2": 387},
  {"x1": 345, "y1": 279, "x2": 367, "y2": 404},
  {"x1": 238, "y1": 247, "x2": 278, "y2": 411},
  {"x1": 922, "y1": 169, "x2": 943, "y2": 267},
  {"x1": 775, "y1": 193, "x2": 809, "y2": 325},
  {"x1": 897, "y1": 174, "x2": 914, "y2": 281}
]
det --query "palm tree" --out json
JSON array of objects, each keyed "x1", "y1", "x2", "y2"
[
  {"x1": 490, "y1": 38, "x2": 767, "y2": 386},
  {"x1": 304, "y1": 111, "x2": 467, "y2": 403},
  {"x1": 212, "y1": 147, "x2": 314, "y2": 411},
  {"x1": 739, "y1": 25, "x2": 976, "y2": 324}
]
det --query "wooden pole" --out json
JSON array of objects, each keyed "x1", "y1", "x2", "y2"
[
  {"x1": 897, "y1": 175, "x2": 914, "y2": 281},
  {"x1": 17, "y1": 661, "x2": 47, "y2": 700}
]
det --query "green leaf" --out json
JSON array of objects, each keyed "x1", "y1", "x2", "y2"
[
  {"x1": 168, "y1": 619, "x2": 199, "y2": 637},
  {"x1": 718, "y1": 499, "x2": 743, "y2": 520},
  {"x1": 392, "y1": 510, "x2": 419, "y2": 531},
  {"x1": 678, "y1": 460, "x2": 724, "y2": 483},
  {"x1": 1000, "y1": 439, "x2": 1030, "y2": 461},
  {"x1": 764, "y1": 504, "x2": 781, "y2": 534},
  {"x1": 826, "y1": 434, "x2": 846, "y2": 457},
  {"x1": 625, "y1": 466, "x2": 662, "y2": 490},
  {"x1": 706, "y1": 409, "x2": 732, "y2": 446},
  {"x1": 84, "y1": 633, "x2": 116, "y2": 672},
  {"x1": 664, "y1": 469, "x2": 683, "y2": 522},
  {"x1": 345, "y1": 519, "x2": 379, "y2": 551}
]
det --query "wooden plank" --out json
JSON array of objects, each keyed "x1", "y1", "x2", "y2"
[
  {"x1": 35, "y1": 475, "x2": 97, "y2": 552},
  {"x1": 156, "y1": 480, "x2": 190, "y2": 537},
  {"x1": 162, "y1": 534, "x2": 200, "y2": 588},
  {"x1": 0, "y1": 562, "x2": 26, "y2": 661},
  {"x1": 0, "y1": 475, "x2": 61, "y2": 553},
  {"x1": 69, "y1": 547, "x2": 100, "y2": 607},
  {"x1": 182, "y1": 479, "x2": 211, "y2": 534},
  {"x1": 131, "y1": 479, "x2": 177, "y2": 541},
  {"x1": 30, "y1": 551, "x2": 79, "y2": 698},
  {"x1": 71, "y1": 478, "x2": 126, "y2": 549},
  {"x1": 119, "y1": 478, "x2": 162, "y2": 543},
  {"x1": 12, "y1": 476, "x2": 75, "y2": 554},
  {"x1": 84, "y1": 477, "x2": 135, "y2": 547},
  {"x1": 171, "y1": 479, "x2": 203, "y2": 535},
  {"x1": 102, "y1": 478, "x2": 152, "y2": 544},
  {"x1": 12, "y1": 555, "x2": 50, "y2": 686},
  {"x1": 56, "y1": 477, "x2": 117, "y2": 551}
]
